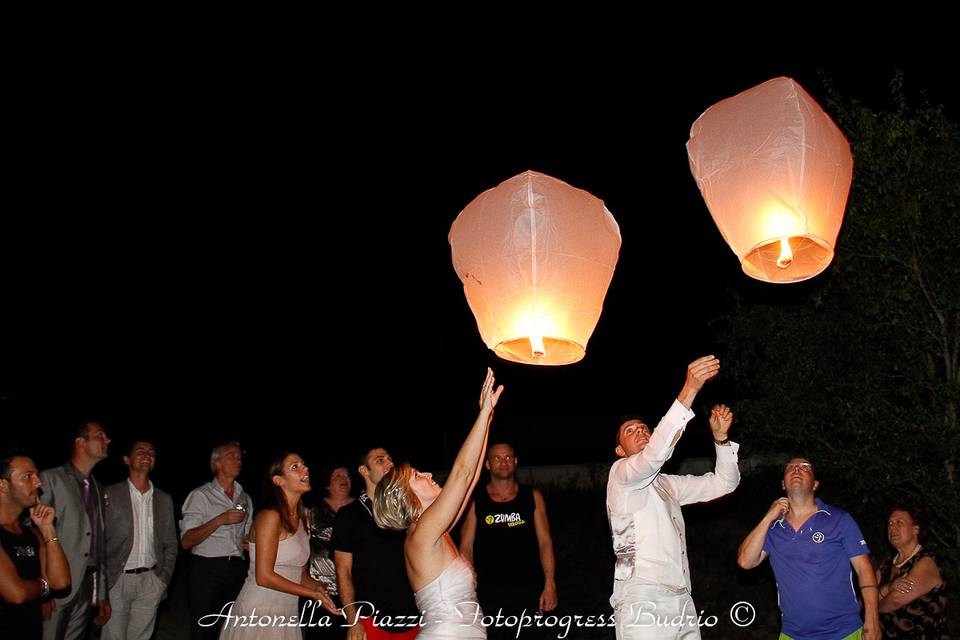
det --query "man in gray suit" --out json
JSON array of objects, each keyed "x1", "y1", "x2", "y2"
[
  {"x1": 102, "y1": 440, "x2": 178, "y2": 640},
  {"x1": 39, "y1": 421, "x2": 112, "y2": 640}
]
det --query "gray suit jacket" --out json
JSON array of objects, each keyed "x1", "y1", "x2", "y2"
[
  {"x1": 39, "y1": 463, "x2": 109, "y2": 602},
  {"x1": 103, "y1": 480, "x2": 178, "y2": 591}
]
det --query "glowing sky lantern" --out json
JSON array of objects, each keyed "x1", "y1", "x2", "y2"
[
  {"x1": 449, "y1": 171, "x2": 621, "y2": 365},
  {"x1": 687, "y1": 77, "x2": 853, "y2": 283}
]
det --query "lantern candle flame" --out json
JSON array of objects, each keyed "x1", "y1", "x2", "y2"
[
  {"x1": 529, "y1": 335, "x2": 546, "y2": 358},
  {"x1": 776, "y1": 237, "x2": 794, "y2": 268}
]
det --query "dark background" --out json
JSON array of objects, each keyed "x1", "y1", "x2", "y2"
[
  {"x1": 3, "y1": 48, "x2": 958, "y2": 638},
  {"x1": 2, "y1": 55, "x2": 956, "y2": 505}
]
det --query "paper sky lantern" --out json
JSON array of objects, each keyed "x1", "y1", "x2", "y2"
[
  {"x1": 687, "y1": 77, "x2": 853, "y2": 283},
  {"x1": 449, "y1": 171, "x2": 621, "y2": 365}
]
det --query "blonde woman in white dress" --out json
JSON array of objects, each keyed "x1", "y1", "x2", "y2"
[{"x1": 374, "y1": 369, "x2": 503, "y2": 639}]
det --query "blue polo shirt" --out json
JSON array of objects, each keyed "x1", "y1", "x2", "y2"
[{"x1": 763, "y1": 498, "x2": 869, "y2": 640}]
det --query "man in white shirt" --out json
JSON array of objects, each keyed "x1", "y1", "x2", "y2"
[
  {"x1": 607, "y1": 355, "x2": 740, "y2": 640},
  {"x1": 102, "y1": 440, "x2": 178, "y2": 640},
  {"x1": 180, "y1": 441, "x2": 253, "y2": 640}
]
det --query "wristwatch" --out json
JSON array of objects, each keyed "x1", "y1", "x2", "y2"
[{"x1": 39, "y1": 577, "x2": 50, "y2": 598}]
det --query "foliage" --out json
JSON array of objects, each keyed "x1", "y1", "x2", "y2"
[{"x1": 718, "y1": 71, "x2": 960, "y2": 578}]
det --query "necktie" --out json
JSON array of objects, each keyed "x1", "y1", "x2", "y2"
[{"x1": 82, "y1": 478, "x2": 98, "y2": 565}]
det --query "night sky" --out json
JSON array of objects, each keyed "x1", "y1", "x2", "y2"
[{"x1": 3, "y1": 56, "x2": 956, "y2": 502}]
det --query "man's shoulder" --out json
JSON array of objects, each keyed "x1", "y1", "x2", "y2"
[
  {"x1": 39, "y1": 465, "x2": 75, "y2": 494},
  {"x1": 189, "y1": 480, "x2": 215, "y2": 494},
  {"x1": 40, "y1": 464, "x2": 69, "y2": 480},
  {"x1": 182, "y1": 482, "x2": 214, "y2": 503},
  {"x1": 339, "y1": 498, "x2": 363, "y2": 511},
  {"x1": 147, "y1": 484, "x2": 175, "y2": 508},
  {"x1": 606, "y1": 458, "x2": 624, "y2": 478},
  {"x1": 824, "y1": 505, "x2": 867, "y2": 545},
  {"x1": 105, "y1": 479, "x2": 128, "y2": 493},
  {"x1": 336, "y1": 499, "x2": 371, "y2": 521},
  {"x1": 332, "y1": 499, "x2": 374, "y2": 551},
  {"x1": 522, "y1": 484, "x2": 545, "y2": 503},
  {"x1": 104, "y1": 481, "x2": 129, "y2": 507},
  {"x1": 605, "y1": 459, "x2": 625, "y2": 496},
  {"x1": 816, "y1": 501, "x2": 857, "y2": 525}
]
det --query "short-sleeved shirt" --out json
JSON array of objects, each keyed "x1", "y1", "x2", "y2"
[
  {"x1": 180, "y1": 480, "x2": 253, "y2": 558},
  {"x1": 763, "y1": 498, "x2": 870, "y2": 640},
  {"x1": 331, "y1": 491, "x2": 419, "y2": 631}
]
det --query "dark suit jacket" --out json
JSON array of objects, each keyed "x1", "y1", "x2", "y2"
[
  {"x1": 104, "y1": 480, "x2": 178, "y2": 591},
  {"x1": 39, "y1": 463, "x2": 109, "y2": 602}
]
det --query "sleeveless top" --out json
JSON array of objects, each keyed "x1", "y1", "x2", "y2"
[
  {"x1": 219, "y1": 521, "x2": 310, "y2": 640},
  {"x1": 414, "y1": 555, "x2": 486, "y2": 638},
  {"x1": 0, "y1": 523, "x2": 42, "y2": 637},
  {"x1": 878, "y1": 548, "x2": 949, "y2": 639},
  {"x1": 471, "y1": 484, "x2": 540, "y2": 591}
]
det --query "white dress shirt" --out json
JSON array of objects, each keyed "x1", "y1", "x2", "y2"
[
  {"x1": 606, "y1": 400, "x2": 740, "y2": 592},
  {"x1": 124, "y1": 479, "x2": 157, "y2": 570},
  {"x1": 180, "y1": 480, "x2": 253, "y2": 558}
]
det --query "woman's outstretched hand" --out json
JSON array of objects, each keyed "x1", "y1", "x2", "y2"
[{"x1": 479, "y1": 367, "x2": 504, "y2": 411}]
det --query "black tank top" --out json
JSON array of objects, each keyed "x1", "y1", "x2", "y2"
[
  {"x1": 0, "y1": 522, "x2": 42, "y2": 637},
  {"x1": 472, "y1": 484, "x2": 541, "y2": 588}
]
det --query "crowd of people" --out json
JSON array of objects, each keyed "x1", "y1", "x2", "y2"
[{"x1": 0, "y1": 359, "x2": 951, "y2": 639}]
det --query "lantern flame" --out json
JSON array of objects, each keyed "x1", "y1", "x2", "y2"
[
  {"x1": 529, "y1": 335, "x2": 546, "y2": 358},
  {"x1": 776, "y1": 237, "x2": 793, "y2": 268}
]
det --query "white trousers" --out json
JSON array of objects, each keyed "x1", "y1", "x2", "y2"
[{"x1": 611, "y1": 581, "x2": 702, "y2": 640}]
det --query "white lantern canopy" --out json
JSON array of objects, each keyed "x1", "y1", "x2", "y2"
[
  {"x1": 449, "y1": 171, "x2": 621, "y2": 365},
  {"x1": 687, "y1": 77, "x2": 853, "y2": 283}
]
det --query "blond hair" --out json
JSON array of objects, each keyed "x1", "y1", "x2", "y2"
[{"x1": 373, "y1": 464, "x2": 422, "y2": 531}]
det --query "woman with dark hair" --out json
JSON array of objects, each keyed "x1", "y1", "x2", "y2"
[
  {"x1": 303, "y1": 464, "x2": 353, "y2": 639},
  {"x1": 876, "y1": 504, "x2": 949, "y2": 638},
  {"x1": 220, "y1": 453, "x2": 338, "y2": 640},
  {"x1": 374, "y1": 368, "x2": 503, "y2": 638}
]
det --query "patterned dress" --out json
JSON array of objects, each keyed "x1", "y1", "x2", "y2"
[
  {"x1": 308, "y1": 501, "x2": 339, "y2": 596},
  {"x1": 878, "y1": 548, "x2": 949, "y2": 639}
]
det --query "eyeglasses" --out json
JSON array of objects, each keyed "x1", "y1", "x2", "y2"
[
  {"x1": 786, "y1": 463, "x2": 813, "y2": 473},
  {"x1": 491, "y1": 455, "x2": 515, "y2": 463}
]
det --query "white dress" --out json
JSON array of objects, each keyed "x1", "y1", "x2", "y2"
[
  {"x1": 415, "y1": 555, "x2": 486, "y2": 638},
  {"x1": 219, "y1": 522, "x2": 309, "y2": 639}
]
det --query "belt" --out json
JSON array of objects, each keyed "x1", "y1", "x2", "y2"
[{"x1": 124, "y1": 565, "x2": 156, "y2": 574}]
